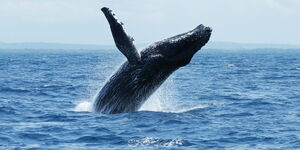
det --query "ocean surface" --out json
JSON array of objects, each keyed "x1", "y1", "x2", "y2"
[{"x1": 0, "y1": 49, "x2": 300, "y2": 149}]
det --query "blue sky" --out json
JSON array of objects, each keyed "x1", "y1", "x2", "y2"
[{"x1": 0, "y1": 0, "x2": 299, "y2": 45}]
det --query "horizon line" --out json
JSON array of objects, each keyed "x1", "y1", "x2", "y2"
[{"x1": 1, "y1": 41, "x2": 300, "y2": 46}]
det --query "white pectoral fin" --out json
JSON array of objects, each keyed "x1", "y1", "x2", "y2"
[{"x1": 101, "y1": 7, "x2": 141, "y2": 63}]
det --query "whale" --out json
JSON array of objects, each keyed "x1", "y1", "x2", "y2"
[{"x1": 93, "y1": 7, "x2": 212, "y2": 114}]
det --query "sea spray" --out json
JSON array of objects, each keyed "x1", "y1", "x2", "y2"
[
  {"x1": 73, "y1": 76, "x2": 178, "y2": 113},
  {"x1": 73, "y1": 100, "x2": 92, "y2": 112},
  {"x1": 140, "y1": 76, "x2": 179, "y2": 112},
  {"x1": 73, "y1": 74, "x2": 207, "y2": 113},
  {"x1": 73, "y1": 56, "x2": 125, "y2": 112},
  {"x1": 140, "y1": 76, "x2": 208, "y2": 113}
]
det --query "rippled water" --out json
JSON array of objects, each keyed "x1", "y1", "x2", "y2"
[{"x1": 0, "y1": 49, "x2": 300, "y2": 149}]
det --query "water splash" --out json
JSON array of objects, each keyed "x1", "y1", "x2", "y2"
[
  {"x1": 139, "y1": 77, "x2": 178, "y2": 112},
  {"x1": 73, "y1": 63, "x2": 207, "y2": 113},
  {"x1": 140, "y1": 90, "x2": 207, "y2": 113},
  {"x1": 72, "y1": 100, "x2": 92, "y2": 112},
  {"x1": 174, "y1": 105, "x2": 208, "y2": 113},
  {"x1": 72, "y1": 61, "x2": 119, "y2": 113},
  {"x1": 140, "y1": 76, "x2": 208, "y2": 113},
  {"x1": 73, "y1": 75, "x2": 207, "y2": 113}
]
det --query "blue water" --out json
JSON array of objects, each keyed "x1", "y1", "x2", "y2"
[{"x1": 0, "y1": 49, "x2": 300, "y2": 149}]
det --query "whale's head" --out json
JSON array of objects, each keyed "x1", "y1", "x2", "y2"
[{"x1": 143, "y1": 25, "x2": 212, "y2": 67}]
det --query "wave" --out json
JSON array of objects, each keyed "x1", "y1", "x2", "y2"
[
  {"x1": 172, "y1": 105, "x2": 209, "y2": 113},
  {"x1": 72, "y1": 99, "x2": 207, "y2": 114},
  {"x1": 290, "y1": 67, "x2": 300, "y2": 70},
  {"x1": 74, "y1": 135, "x2": 123, "y2": 144},
  {"x1": 40, "y1": 84, "x2": 67, "y2": 88},
  {"x1": 128, "y1": 137, "x2": 193, "y2": 147},
  {"x1": 0, "y1": 87, "x2": 30, "y2": 93}
]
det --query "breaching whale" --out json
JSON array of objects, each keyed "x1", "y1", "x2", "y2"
[{"x1": 94, "y1": 7, "x2": 212, "y2": 114}]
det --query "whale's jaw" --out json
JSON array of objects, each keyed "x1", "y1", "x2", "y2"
[{"x1": 142, "y1": 24, "x2": 212, "y2": 67}]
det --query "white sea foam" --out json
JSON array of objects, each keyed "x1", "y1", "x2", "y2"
[
  {"x1": 72, "y1": 100, "x2": 93, "y2": 112},
  {"x1": 174, "y1": 105, "x2": 208, "y2": 113},
  {"x1": 227, "y1": 64, "x2": 236, "y2": 67},
  {"x1": 128, "y1": 137, "x2": 186, "y2": 147}
]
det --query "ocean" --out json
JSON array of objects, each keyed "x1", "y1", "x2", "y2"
[{"x1": 0, "y1": 49, "x2": 299, "y2": 149}]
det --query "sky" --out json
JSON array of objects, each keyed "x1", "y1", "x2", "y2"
[{"x1": 0, "y1": 0, "x2": 299, "y2": 45}]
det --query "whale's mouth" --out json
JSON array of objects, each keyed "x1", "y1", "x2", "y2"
[
  {"x1": 193, "y1": 24, "x2": 212, "y2": 37},
  {"x1": 157, "y1": 24, "x2": 212, "y2": 66},
  {"x1": 177, "y1": 24, "x2": 212, "y2": 50}
]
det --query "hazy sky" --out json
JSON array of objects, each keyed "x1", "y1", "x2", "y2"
[{"x1": 0, "y1": 0, "x2": 299, "y2": 45}]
